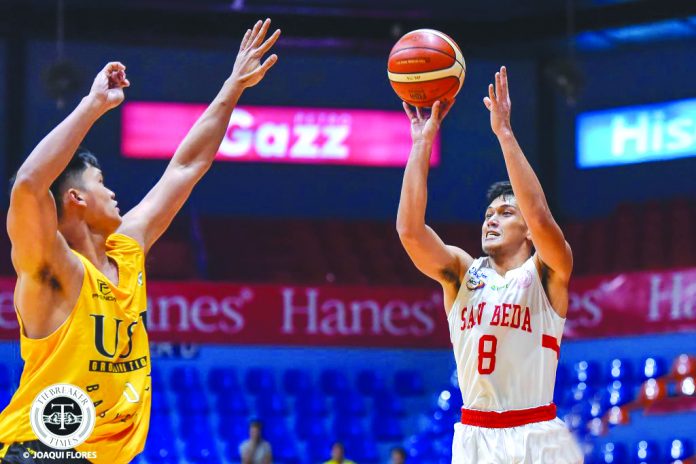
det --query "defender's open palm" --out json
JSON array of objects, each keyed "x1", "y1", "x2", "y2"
[
  {"x1": 231, "y1": 18, "x2": 281, "y2": 88},
  {"x1": 483, "y1": 65, "x2": 512, "y2": 136},
  {"x1": 403, "y1": 100, "x2": 453, "y2": 144},
  {"x1": 89, "y1": 62, "x2": 130, "y2": 111}
]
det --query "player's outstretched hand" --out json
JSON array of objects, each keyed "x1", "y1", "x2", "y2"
[
  {"x1": 231, "y1": 18, "x2": 281, "y2": 89},
  {"x1": 89, "y1": 62, "x2": 130, "y2": 112},
  {"x1": 403, "y1": 99, "x2": 454, "y2": 144},
  {"x1": 483, "y1": 65, "x2": 512, "y2": 136}
]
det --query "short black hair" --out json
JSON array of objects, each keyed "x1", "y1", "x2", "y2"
[
  {"x1": 249, "y1": 419, "x2": 263, "y2": 429},
  {"x1": 10, "y1": 147, "x2": 100, "y2": 218},
  {"x1": 486, "y1": 180, "x2": 514, "y2": 205},
  {"x1": 331, "y1": 441, "x2": 344, "y2": 450}
]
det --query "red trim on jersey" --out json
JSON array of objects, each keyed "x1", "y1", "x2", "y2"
[
  {"x1": 542, "y1": 334, "x2": 560, "y2": 360},
  {"x1": 460, "y1": 403, "x2": 557, "y2": 428}
]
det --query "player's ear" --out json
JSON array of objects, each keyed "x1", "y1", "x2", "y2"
[{"x1": 67, "y1": 188, "x2": 86, "y2": 207}]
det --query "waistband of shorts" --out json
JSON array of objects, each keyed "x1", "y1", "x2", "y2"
[{"x1": 460, "y1": 403, "x2": 557, "y2": 428}]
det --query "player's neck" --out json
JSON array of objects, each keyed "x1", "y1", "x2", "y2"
[
  {"x1": 59, "y1": 219, "x2": 112, "y2": 269},
  {"x1": 488, "y1": 248, "x2": 530, "y2": 276}
]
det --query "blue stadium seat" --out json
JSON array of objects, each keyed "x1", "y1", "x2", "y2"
[
  {"x1": 640, "y1": 357, "x2": 667, "y2": 381},
  {"x1": 598, "y1": 381, "x2": 634, "y2": 408},
  {"x1": 320, "y1": 369, "x2": 350, "y2": 396},
  {"x1": 170, "y1": 365, "x2": 202, "y2": 393},
  {"x1": 405, "y1": 434, "x2": 437, "y2": 460},
  {"x1": 356, "y1": 369, "x2": 385, "y2": 396},
  {"x1": 263, "y1": 419, "x2": 291, "y2": 443},
  {"x1": 333, "y1": 414, "x2": 365, "y2": 441},
  {"x1": 150, "y1": 389, "x2": 169, "y2": 415},
  {"x1": 573, "y1": 360, "x2": 602, "y2": 387},
  {"x1": 149, "y1": 413, "x2": 174, "y2": 436},
  {"x1": 599, "y1": 441, "x2": 628, "y2": 463},
  {"x1": 144, "y1": 433, "x2": 179, "y2": 464},
  {"x1": 295, "y1": 392, "x2": 328, "y2": 417},
  {"x1": 295, "y1": 414, "x2": 328, "y2": 440},
  {"x1": 665, "y1": 438, "x2": 692, "y2": 462},
  {"x1": 216, "y1": 391, "x2": 249, "y2": 416},
  {"x1": 283, "y1": 368, "x2": 313, "y2": 396},
  {"x1": 177, "y1": 391, "x2": 209, "y2": 414},
  {"x1": 150, "y1": 366, "x2": 165, "y2": 391},
  {"x1": 633, "y1": 440, "x2": 660, "y2": 464},
  {"x1": 179, "y1": 414, "x2": 213, "y2": 438},
  {"x1": 307, "y1": 434, "x2": 334, "y2": 463},
  {"x1": 425, "y1": 409, "x2": 453, "y2": 437},
  {"x1": 374, "y1": 390, "x2": 405, "y2": 416},
  {"x1": 184, "y1": 437, "x2": 219, "y2": 463},
  {"x1": 256, "y1": 392, "x2": 288, "y2": 418},
  {"x1": 433, "y1": 387, "x2": 463, "y2": 414},
  {"x1": 0, "y1": 365, "x2": 10, "y2": 389},
  {"x1": 218, "y1": 419, "x2": 248, "y2": 447},
  {"x1": 335, "y1": 391, "x2": 366, "y2": 417},
  {"x1": 372, "y1": 415, "x2": 403, "y2": 441},
  {"x1": 268, "y1": 434, "x2": 300, "y2": 463},
  {"x1": 562, "y1": 403, "x2": 590, "y2": 434},
  {"x1": 555, "y1": 363, "x2": 570, "y2": 388},
  {"x1": 130, "y1": 453, "x2": 146, "y2": 464},
  {"x1": 208, "y1": 367, "x2": 240, "y2": 394},
  {"x1": 0, "y1": 388, "x2": 12, "y2": 411},
  {"x1": 246, "y1": 367, "x2": 275, "y2": 395},
  {"x1": 394, "y1": 370, "x2": 425, "y2": 396},
  {"x1": 607, "y1": 358, "x2": 633, "y2": 383},
  {"x1": 563, "y1": 382, "x2": 597, "y2": 407},
  {"x1": 225, "y1": 440, "x2": 242, "y2": 461},
  {"x1": 344, "y1": 436, "x2": 379, "y2": 463}
]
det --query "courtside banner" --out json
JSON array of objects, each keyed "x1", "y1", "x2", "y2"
[
  {"x1": 0, "y1": 267, "x2": 693, "y2": 346},
  {"x1": 121, "y1": 102, "x2": 441, "y2": 167}
]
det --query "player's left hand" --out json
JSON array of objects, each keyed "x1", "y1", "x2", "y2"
[
  {"x1": 483, "y1": 65, "x2": 512, "y2": 136},
  {"x1": 230, "y1": 18, "x2": 281, "y2": 89}
]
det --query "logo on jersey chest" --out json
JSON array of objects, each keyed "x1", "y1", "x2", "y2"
[
  {"x1": 465, "y1": 267, "x2": 488, "y2": 290},
  {"x1": 92, "y1": 279, "x2": 116, "y2": 301},
  {"x1": 460, "y1": 301, "x2": 532, "y2": 333}
]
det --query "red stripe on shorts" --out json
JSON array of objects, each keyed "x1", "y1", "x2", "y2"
[
  {"x1": 460, "y1": 403, "x2": 557, "y2": 428},
  {"x1": 542, "y1": 334, "x2": 560, "y2": 360}
]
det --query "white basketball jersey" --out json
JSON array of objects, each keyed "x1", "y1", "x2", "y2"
[{"x1": 447, "y1": 256, "x2": 565, "y2": 411}]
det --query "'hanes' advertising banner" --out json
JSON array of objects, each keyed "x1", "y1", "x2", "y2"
[
  {"x1": 121, "y1": 102, "x2": 440, "y2": 167},
  {"x1": 0, "y1": 267, "x2": 693, "y2": 347}
]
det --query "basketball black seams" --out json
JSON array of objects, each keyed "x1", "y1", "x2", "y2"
[{"x1": 388, "y1": 47, "x2": 464, "y2": 71}]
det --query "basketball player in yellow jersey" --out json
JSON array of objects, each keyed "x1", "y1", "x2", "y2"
[{"x1": 0, "y1": 19, "x2": 280, "y2": 464}]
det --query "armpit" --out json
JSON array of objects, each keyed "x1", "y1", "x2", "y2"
[{"x1": 36, "y1": 264, "x2": 62, "y2": 291}]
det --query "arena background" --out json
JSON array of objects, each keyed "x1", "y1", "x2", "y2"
[{"x1": 0, "y1": 0, "x2": 695, "y2": 462}]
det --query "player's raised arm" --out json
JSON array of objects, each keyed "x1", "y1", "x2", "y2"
[
  {"x1": 483, "y1": 66, "x2": 572, "y2": 283},
  {"x1": 119, "y1": 19, "x2": 281, "y2": 253},
  {"x1": 396, "y1": 100, "x2": 473, "y2": 308},
  {"x1": 8, "y1": 62, "x2": 129, "y2": 275}
]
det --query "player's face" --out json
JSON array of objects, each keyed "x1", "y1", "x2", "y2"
[
  {"x1": 331, "y1": 444, "x2": 344, "y2": 460},
  {"x1": 391, "y1": 451, "x2": 406, "y2": 464},
  {"x1": 481, "y1": 195, "x2": 529, "y2": 255},
  {"x1": 78, "y1": 166, "x2": 122, "y2": 233}
]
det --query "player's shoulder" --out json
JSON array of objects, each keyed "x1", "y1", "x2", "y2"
[{"x1": 107, "y1": 233, "x2": 144, "y2": 254}]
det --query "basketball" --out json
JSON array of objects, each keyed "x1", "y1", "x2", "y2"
[{"x1": 387, "y1": 29, "x2": 466, "y2": 107}]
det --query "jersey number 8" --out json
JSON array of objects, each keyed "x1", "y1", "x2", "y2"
[{"x1": 477, "y1": 335, "x2": 497, "y2": 375}]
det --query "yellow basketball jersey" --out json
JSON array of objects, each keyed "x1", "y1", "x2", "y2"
[{"x1": 0, "y1": 233, "x2": 151, "y2": 463}]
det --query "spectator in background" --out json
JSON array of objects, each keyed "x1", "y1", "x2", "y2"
[
  {"x1": 323, "y1": 441, "x2": 356, "y2": 464},
  {"x1": 239, "y1": 420, "x2": 272, "y2": 464},
  {"x1": 390, "y1": 447, "x2": 407, "y2": 464}
]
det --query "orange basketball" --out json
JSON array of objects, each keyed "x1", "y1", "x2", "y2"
[{"x1": 387, "y1": 29, "x2": 466, "y2": 107}]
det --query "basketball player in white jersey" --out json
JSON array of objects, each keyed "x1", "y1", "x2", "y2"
[{"x1": 397, "y1": 66, "x2": 583, "y2": 463}]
